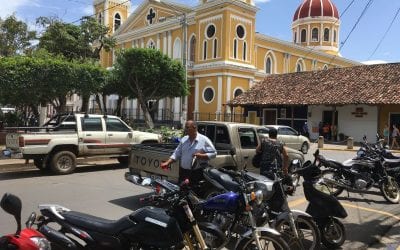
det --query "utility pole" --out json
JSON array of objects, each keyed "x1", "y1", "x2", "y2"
[{"x1": 181, "y1": 13, "x2": 188, "y2": 125}]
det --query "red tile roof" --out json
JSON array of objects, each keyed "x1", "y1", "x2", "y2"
[{"x1": 230, "y1": 63, "x2": 400, "y2": 106}]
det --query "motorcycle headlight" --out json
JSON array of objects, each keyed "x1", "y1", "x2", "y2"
[
  {"x1": 250, "y1": 190, "x2": 264, "y2": 205},
  {"x1": 30, "y1": 237, "x2": 51, "y2": 250}
]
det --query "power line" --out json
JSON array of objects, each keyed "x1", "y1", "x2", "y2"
[
  {"x1": 328, "y1": 0, "x2": 374, "y2": 66},
  {"x1": 367, "y1": 7, "x2": 400, "y2": 60},
  {"x1": 339, "y1": 0, "x2": 374, "y2": 51}
]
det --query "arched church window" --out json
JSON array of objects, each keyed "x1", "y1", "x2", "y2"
[
  {"x1": 324, "y1": 28, "x2": 330, "y2": 41},
  {"x1": 173, "y1": 38, "x2": 181, "y2": 59},
  {"x1": 233, "y1": 39, "x2": 237, "y2": 59},
  {"x1": 333, "y1": 30, "x2": 337, "y2": 42},
  {"x1": 234, "y1": 88, "x2": 243, "y2": 98},
  {"x1": 147, "y1": 39, "x2": 155, "y2": 49},
  {"x1": 301, "y1": 29, "x2": 307, "y2": 43},
  {"x1": 203, "y1": 40, "x2": 207, "y2": 60},
  {"x1": 243, "y1": 41, "x2": 246, "y2": 61},
  {"x1": 114, "y1": 13, "x2": 121, "y2": 31},
  {"x1": 189, "y1": 36, "x2": 196, "y2": 62},
  {"x1": 296, "y1": 60, "x2": 305, "y2": 72},
  {"x1": 213, "y1": 38, "x2": 217, "y2": 58},
  {"x1": 98, "y1": 13, "x2": 102, "y2": 24},
  {"x1": 312, "y1": 28, "x2": 318, "y2": 42},
  {"x1": 265, "y1": 57, "x2": 272, "y2": 74}
]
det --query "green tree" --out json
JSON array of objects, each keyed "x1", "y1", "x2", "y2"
[
  {"x1": 111, "y1": 48, "x2": 188, "y2": 129},
  {"x1": 37, "y1": 16, "x2": 115, "y2": 61},
  {"x1": 0, "y1": 15, "x2": 36, "y2": 56},
  {"x1": 0, "y1": 56, "x2": 106, "y2": 119}
]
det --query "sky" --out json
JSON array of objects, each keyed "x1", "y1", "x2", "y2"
[{"x1": 1, "y1": 0, "x2": 399, "y2": 64}]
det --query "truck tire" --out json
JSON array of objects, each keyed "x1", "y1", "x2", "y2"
[{"x1": 50, "y1": 151, "x2": 76, "y2": 175}]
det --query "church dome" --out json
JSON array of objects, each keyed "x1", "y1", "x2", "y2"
[{"x1": 293, "y1": 0, "x2": 339, "y2": 22}]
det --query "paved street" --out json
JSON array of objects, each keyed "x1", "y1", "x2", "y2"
[{"x1": 0, "y1": 143, "x2": 400, "y2": 249}]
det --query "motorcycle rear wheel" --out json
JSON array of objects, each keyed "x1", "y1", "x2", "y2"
[
  {"x1": 380, "y1": 177, "x2": 400, "y2": 204},
  {"x1": 321, "y1": 169, "x2": 344, "y2": 196},
  {"x1": 236, "y1": 230, "x2": 290, "y2": 250},
  {"x1": 275, "y1": 215, "x2": 321, "y2": 250},
  {"x1": 319, "y1": 217, "x2": 346, "y2": 248}
]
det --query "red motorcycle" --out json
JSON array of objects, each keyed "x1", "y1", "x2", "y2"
[{"x1": 0, "y1": 193, "x2": 51, "y2": 250}]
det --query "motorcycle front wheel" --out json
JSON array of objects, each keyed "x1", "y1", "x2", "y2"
[
  {"x1": 321, "y1": 169, "x2": 344, "y2": 197},
  {"x1": 236, "y1": 230, "x2": 290, "y2": 250},
  {"x1": 319, "y1": 217, "x2": 346, "y2": 248},
  {"x1": 380, "y1": 177, "x2": 400, "y2": 204},
  {"x1": 275, "y1": 215, "x2": 321, "y2": 250}
]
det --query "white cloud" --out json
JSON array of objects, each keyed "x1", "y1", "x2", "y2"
[
  {"x1": 254, "y1": 0, "x2": 271, "y2": 3},
  {"x1": 0, "y1": 0, "x2": 38, "y2": 19},
  {"x1": 362, "y1": 60, "x2": 387, "y2": 65}
]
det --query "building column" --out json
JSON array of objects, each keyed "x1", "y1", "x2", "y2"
[
  {"x1": 163, "y1": 32, "x2": 167, "y2": 54},
  {"x1": 168, "y1": 31, "x2": 172, "y2": 57},
  {"x1": 194, "y1": 78, "x2": 199, "y2": 120},
  {"x1": 157, "y1": 33, "x2": 160, "y2": 50},
  {"x1": 226, "y1": 76, "x2": 231, "y2": 114},
  {"x1": 217, "y1": 76, "x2": 222, "y2": 114}
]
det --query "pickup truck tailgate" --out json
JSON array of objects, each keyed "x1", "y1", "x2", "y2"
[
  {"x1": 129, "y1": 144, "x2": 180, "y2": 181},
  {"x1": 6, "y1": 133, "x2": 20, "y2": 150}
]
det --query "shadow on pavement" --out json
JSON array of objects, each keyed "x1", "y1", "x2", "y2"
[
  {"x1": 0, "y1": 163, "x2": 125, "y2": 181},
  {"x1": 344, "y1": 219, "x2": 393, "y2": 248},
  {"x1": 109, "y1": 193, "x2": 154, "y2": 211}
]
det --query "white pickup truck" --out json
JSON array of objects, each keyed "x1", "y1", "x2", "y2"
[{"x1": 2, "y1": 113, "x2": 161, "y2": 174}]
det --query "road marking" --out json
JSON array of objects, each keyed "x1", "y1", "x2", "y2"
[
  {"x1": 289, "y1": 197, "x2": 400, "y2": 221},
  {"x1": 341, "y1": 202, "x2": 400, "y2": 221}
]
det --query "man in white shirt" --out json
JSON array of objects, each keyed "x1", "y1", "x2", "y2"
[{"x1": 160, "y1": 120, "x2": 217, "y2": 184}]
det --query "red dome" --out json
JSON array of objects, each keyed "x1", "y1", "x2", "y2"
[{"x1": 293, "y1": 0, "x2": 339, "y2": 21}]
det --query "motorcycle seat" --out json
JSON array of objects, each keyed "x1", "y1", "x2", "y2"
[
  {"x1": 63, "y1": 211, "x2": 133, "y2": 235},
  {"x1": 384, "y1": 158, "x2": 400, "y2": 164},
  {"x1": 204, "y1": 168, "x2": 241, "y2": 192}
]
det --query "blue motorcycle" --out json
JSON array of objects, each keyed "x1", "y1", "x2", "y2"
[{"x1": 131, "y1": 174, "x2": 289, "y2": 250}]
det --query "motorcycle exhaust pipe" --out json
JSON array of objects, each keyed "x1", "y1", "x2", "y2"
[{"x1": 39, "y1": 224, "x2": 79, "y2": 249}]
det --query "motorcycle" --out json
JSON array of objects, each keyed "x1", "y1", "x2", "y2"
[
  {"x1": 35, "y1": 184, "x2": 214, "y2": 250},
  {"x1": 130, "y1": 175, "x2": 289, "y2": 250},
  {"x1": 201, "y1": 149, "x2": 321, "y2": 250},
  {"x1": 317, "y1": 148, "x2": 400, "y2": 204},
  {"x1": 0, "y1": 193, "x2": 51, "y2": 250},
  {"x1": 294, "y1": 157, "x2": 348, "y2": 248}
]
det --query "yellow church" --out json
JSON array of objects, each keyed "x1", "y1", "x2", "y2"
[{"x1": 94, "y1": 0, "x2": 358, "y2": 126}]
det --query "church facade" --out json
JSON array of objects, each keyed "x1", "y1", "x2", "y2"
[{"x1": 94, "y1": 0, "x2": 358, "y2": 126}]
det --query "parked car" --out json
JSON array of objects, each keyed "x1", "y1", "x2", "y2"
[{"x1": 257, "y1": 125, "x2": 310, "y2": 154}]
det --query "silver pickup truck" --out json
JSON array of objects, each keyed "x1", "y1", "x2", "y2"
[
  {"x1": 125, "y1": 121, "x2": 304, "y2": 183},
  {"x1": 2, "y1": 113, "x2": 161, "y2": 174}
]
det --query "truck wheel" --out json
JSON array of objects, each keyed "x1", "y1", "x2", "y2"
[{"x1": 50, "y1": 151, "x2": 76, "y2": 175}]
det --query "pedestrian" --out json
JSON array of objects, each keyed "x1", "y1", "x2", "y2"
[
  {"x1": 318, "y1": 121, "x2": 323, "y2": 136},
  {"x1": 302, "y1": 122, "x2": 309, "y2": 138},
  {"x1": 391, "y1": 124, "x2": 400, "y2": 150},
  {"x1": 160, "y1": 120, "x2": 217, "y2": 184},
  {"x1": 323, "y1": 123, "x2": 330, "y2": 140},
  {"x1": 256, "y1": 127, "x2": 289, "y2": 180},
  {"x1": 383, "y1": 123, "x2": 389, "y2": 146}
]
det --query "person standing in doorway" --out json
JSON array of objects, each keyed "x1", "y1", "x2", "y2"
[
  {"x1": 383, "y1": 123, "x2": 390, "y2": 146},
  {"x1": 302, "y1": 122, "x2": 309, "y2": 138},
  {"x1": 391, "y1": 124, "x2": 400, "y2": 150}
]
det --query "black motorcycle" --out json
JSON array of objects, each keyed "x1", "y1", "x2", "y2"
[
  {"x1": 35, "y1": 181, "x2": 222, "y2": 249},
  {"x1": 294, "y1": 157, "x2": 348, "y2": 248},
  {"x1": 201, "y1": 149, "x2": 321, "y2": 250},
  {"x1": 317, "y1": 149, "x2": 400, "y2": 204}
]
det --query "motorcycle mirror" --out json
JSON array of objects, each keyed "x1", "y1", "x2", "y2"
[
  {"x1": 313, "y1": 149, "x2": 319, "y2": 157},
  {"x1": 1, "y1": 193, "x2": 22, "y2": 235},
  {"x1": 141, "y1": 178, "x2": 153, "y2": 186}
]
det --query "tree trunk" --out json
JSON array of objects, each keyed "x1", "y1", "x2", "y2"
[
  {"x1": 81, "y1": 95, "x2": 89, "y2": 113},
  {"x1": 138, "y1": 97, "x2": 154, "y2": 129}
]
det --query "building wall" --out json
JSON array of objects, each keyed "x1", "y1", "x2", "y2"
[{"x1": 308, "y1": 105, "x2": 378, "y2": 142}]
